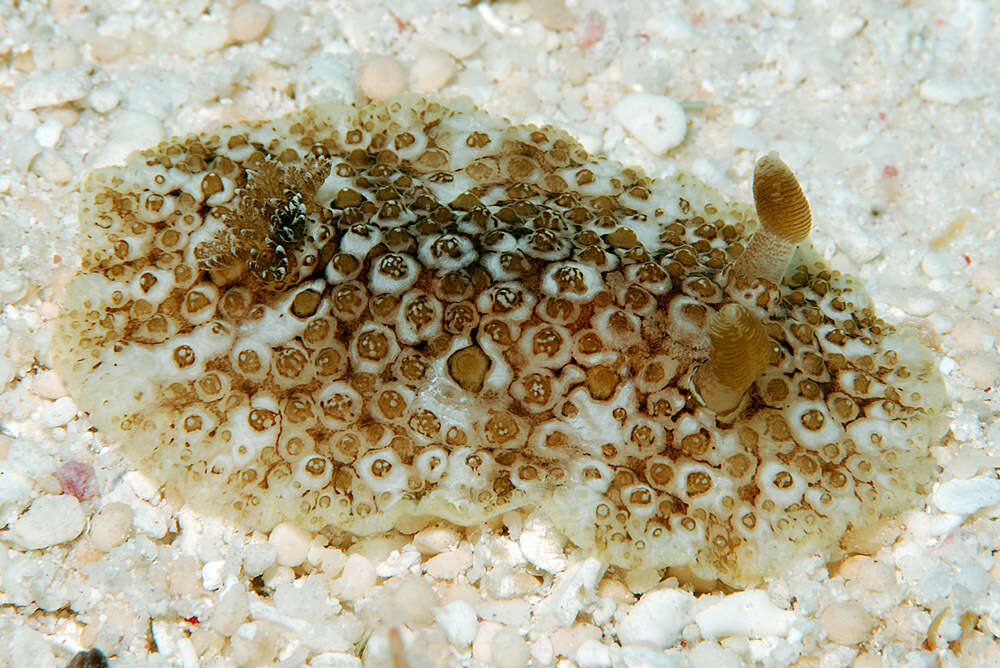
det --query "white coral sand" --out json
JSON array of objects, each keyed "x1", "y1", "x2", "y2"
[{"x1": 1, "y1": 1, "x2": 998, "y2": 667}]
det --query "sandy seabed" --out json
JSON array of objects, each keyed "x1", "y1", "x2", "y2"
[{"x1": 1, "y1": 1, "x2": 999, "y2": 666}]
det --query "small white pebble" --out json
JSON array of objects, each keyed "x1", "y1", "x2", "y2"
[
  {"x1": 695, "y1": 591, "x2": 794, "y2": 639},
  {"x1": 920, "y1": 79, "x2": 981, "y2": 105},
  {"x1": 732, "y1": 107, "x2": 762, "y2": 127},
  {"x1": 11, "y1": 133, "x2": 41, "y2": 173},
  {"x1": 959, "y1": 353, "x2": 1000, "y2": 390},
  {"x1": 940, "y1": 356, "x2": 960, "y2": 376},
  {"x1": 0, "y1": 270, "x2": 27, "y2": 306},
  {"x1": 622, "y1": 645, "x2": 680, "y2": 667},
  {"x1": 424, "y1": 547, "x2": 473, "y2": 580},
  {"x1": 729, "y1": 125, "x2": 765, "y2": 151},
  {"x1": 551, "y1": 624, "x2": 602, "y2": 660},
  {"x1": 179, "y1": 19, "x2": 229, "y2": 56},
  {"x1": 152, "y1": 618, "x2": 182, "y2": 659},
  {"x1": 263, "y1": 565, "x2": 295, "y2": 590},
  {"x1": 933, "y1": 476, "x2": 1000, "y2": 514},
  {"x1": 762, "y1": 0, "x2": 796, "y2": 17},
  {"x1": 899, "y1": 288, "x2": 943, "y2": 317},
  {"x1": 613, "y1": 93, "x2": 687, "y2": 155},
  {"x1": 531, "y1": 636, "x2": 554, "y2": 665},
  {"x1": 0, "y1": 468, "x2": 33, "y2": 512},
  {"x1": 9, "y1": 494, "x2": 86, "y2": 550},
  {"x1": 477, "y1": 3, "x2": 509, "y2": 34},
  {"x1": 502, "y1": 572, "x2": 542, "y2": 597},
  {"x1": 51, "y1": 42, "x2": 81, "y2": 68},
  {"x1": 309, "y1": 653, "x2": 362, "y2": 668},
  {"x1": 434, "y1": 600, "x2": 478, "y2": 647},
  {"x1": 949, "y1": 317, "x2": 992, "y2": 351},
  {"x1": 502, "y1": 511, "x2": 524, "y2": 539},
  {"x1": 928, "y1": 314, "x2": 954, "y2": 335},
  {"x1": 597, "y1": 578, "x2": 635, "y2": 605},
  {"x1": 970, "y1": 266, "x2": 1000, "y2": 294},
  {"x1": 695, "y1": 590, "x2": 795, "y2": 639},
  {"x1": 89, "y1": 502, "x2": 133, "y2": 551},
  {"x1": 39, "y1": 396, "x2": 77, "y2": 427},
  {"x1": 90, "y1": 36, "x2": 127, "y2": 62},
  {"x1": 34, "y1": 118, "x2": 64, "y2": 148},
  {"x1": 243, "y1": 541, "x2": 277, "y2": 577},
  {"x1": 529, "y1": 0, "x2": 575, "y2": 31},
  {"x1": 852, "y1": 653, "x2": 883, "y2": 668},
  {"x1": 202, "y1": 559, "x2": 226, "y2": 590},
  {"x1": 268, "y1": 521, "x2": 312, "y2": 567},
  {"x1": 48, "y1": 0, "x2": 76, "y2": 19},
  {"x1": 564, "y1": 57, "x2": 590, "y2": 86},
  {"x1": 617, "y1": 588, "x2": 693, "y2": 648},
  {"x1": 575, "y1": 639, "x2": 613, "y2": 668},
  {"x1": 682, "y1": 623, "x2": 702, "y2": 643},
  {"x1": 35, "y1": 473, "x2": 63, "y2": 496},
  {"x1": 46, "y1": 107, "x2": 79, "y2": 127},
  {"x1": 228, "y1": 2, "x2": 273, "y2": 43},
  {"x1": 94, "y1": 110, "x2": 164, "y2": 168},
  {"x1": 312, "y1": 546, "x2": 347, "y2": 576},
  {"x1": 472, "y1": 621, "x2": 503, "y2": 663},
  {"x1": 838, "y1": 556, "x2": 895, "y2": 591},
  {"x1": 350, "y1": 534, "x2": 410, "y2": 564},
  {"x1": 413, "y1": 526, "x2": 461, "y2": 554},
  {"x1": 209, "y1": 583, "x2": 250, "y2": 636},
  {"x1": 376, "y1": 548, "x2": 422, "y2": 577},
  {"x1": 297, "y1": 57, "x2": 356, "y2": 106},
  {"x1": 124, "y1": 470, "x2": 161, "y2": 501},
  {"x1": 87, "y1": 82, "x2": 121, "y2": 114},
  {"x1": 30, "y1": 150, "x2": 74, "y2": 185},
  {"x1": 533, "y1": 76, "x2": 561, "y2": 104},
  {"x1": 519, "y1": 514, "x2": 567, "y2": 573},
  {"x1": 820, "y1": 602, "x2": 875, "y2": 645},
  {"x1": 130, "y1": 500, "x2": 169, "y2": 539},
  {"x1": 11, "y1": 109, "x2": 36, "y2": 128},
  {"x1": 128, "y1": 28, "x2": 156, "y2": 55},
  {"x1": 12, "y1": 52, "x2": 36, "y2": 73},
  {"x1": 829, "y1": 14, "x2": 865, "y2": 41},
  {"x1": 836, "y1": 222, "x2": 883, "y2": 265},
  {"x1": 688, "y1": 641, "x2": 742, "y2": 668},
  {"x1": 534, "y1": 558, "x2": 606, "y2": 631},
  {"x1": 624, "y1": 567, "x2": 660, "y2": 594},
  {"x1": 334, "y1": 553, "x2": 376, "y2": 601},
  {"x1": 920, "y1": 251, "x2": 953, "y2": 278},
  {"x1": 490, "y1": 627, "x2": 530, "y2": 668},
  {"x1": 12, "y1": 66, "x2": 91, "y2": 110},
  {"x1": 411, "y1": 48, "x2": 456, "y2": 93},
  {"x1": 436, "y1": 31, "x2": 483, "y2": 59},
  {"x1": 945, "y1": 446, "x2": 998, "y2": 479},
  {"x1": 386, "y1": 576, "x2": 436, "y2": 626},
  {"x1": 169, "y1": 556, "x2": 203, "y2": 596},
  {"x1": 359, "y1": 56, "x2": 408, "y2": 100},
  {"x1": 30, "y1": 370, "x2": 67, "y2": 400}
]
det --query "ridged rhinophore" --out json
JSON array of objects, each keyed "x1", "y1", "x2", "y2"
[{"x1": 753, "y1": 153, "x2": 812, "y2": 242}]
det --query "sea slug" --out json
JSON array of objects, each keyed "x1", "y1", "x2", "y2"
[{"x1": 52, "y1": 95, "x2": 946, "y2": 586}]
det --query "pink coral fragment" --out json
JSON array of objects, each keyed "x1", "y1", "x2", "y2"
[
  {"x1": 578, "y1": 12, "x2": 605, "y2": 50},
  {"x1": 58, "y1": 461, "x2": 99, "y2": 501}
]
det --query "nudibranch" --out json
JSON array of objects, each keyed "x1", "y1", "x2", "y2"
[{"x1": 52, "y1": 96, "x2": 946, "y2": 586}]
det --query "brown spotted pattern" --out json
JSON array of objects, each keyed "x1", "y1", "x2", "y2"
[{"x1": 52, "y1": 96, "x2": 946, "y2": 585}]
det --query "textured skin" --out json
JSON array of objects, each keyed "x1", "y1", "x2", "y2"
[{"x1": 52, "y1": 96, "x2": 946, "y2": 586}]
